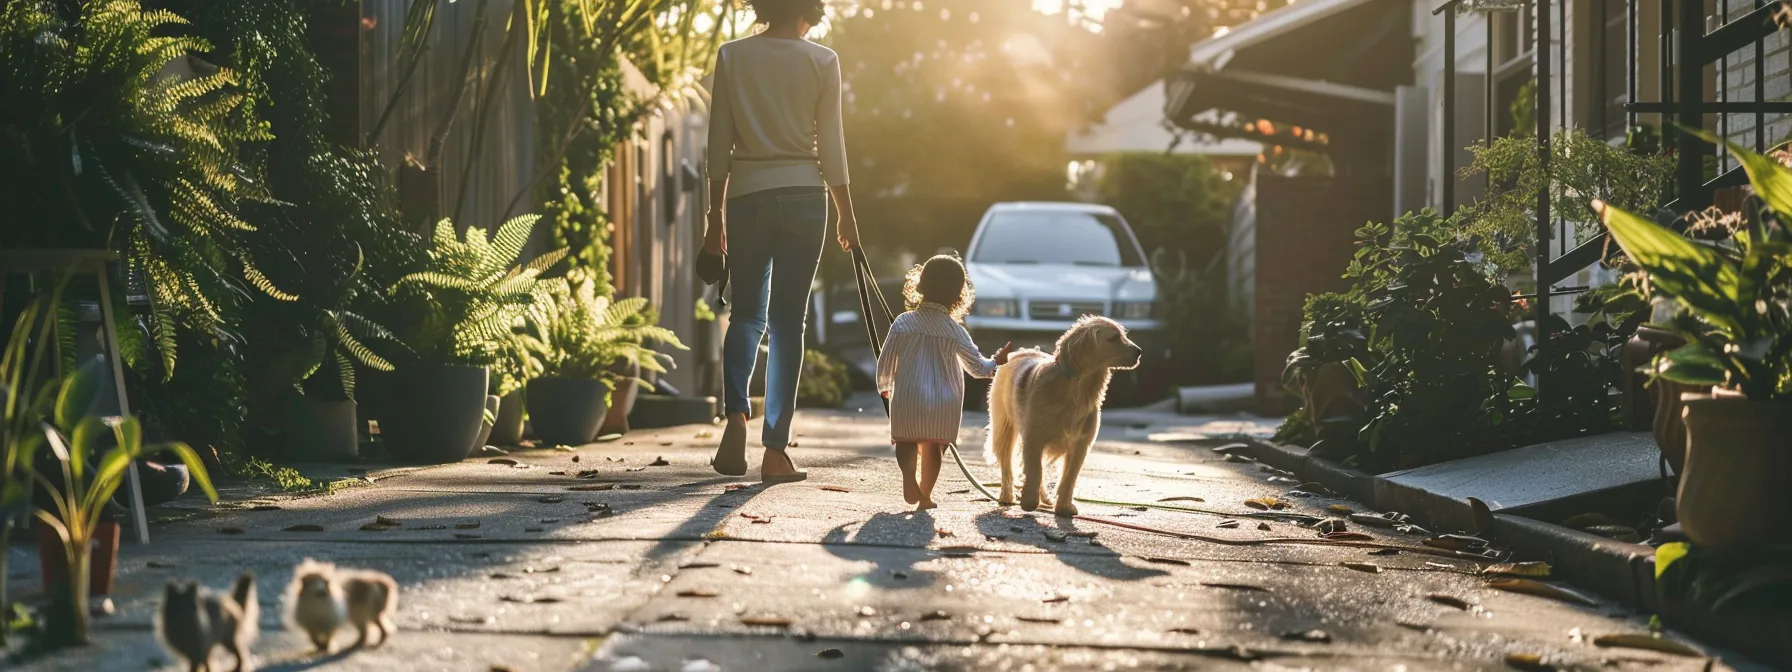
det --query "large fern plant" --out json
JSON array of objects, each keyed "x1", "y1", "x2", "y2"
[
  {"x1": 0, "y1": 1, "x2": 289, "y2": 373},
  {"x1": 389, "y1": 215, "x2": 566, "y2": 368},
  {"x1": 534, "y1": 277, "x2": 685, "y2": 384}
]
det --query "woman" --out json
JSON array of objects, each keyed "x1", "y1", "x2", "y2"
[{"x1": 705, "y1": 0, "x2": 858, "y2": 483}]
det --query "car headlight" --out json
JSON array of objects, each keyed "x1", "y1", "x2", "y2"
[
  {"x1": 1114, "y1": 301, "x2": 1155, "y2": 320},
  {"x1": 971, "y1": 299, "x2": 1020, "y2": 318}
]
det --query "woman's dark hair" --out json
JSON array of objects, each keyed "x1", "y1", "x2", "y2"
[
  {"x1": 903, "y1": 254, "x2": 975, "y2": 320},
  {"x1": 746, "y1": 0, "x2": 825, "y2": 26}
]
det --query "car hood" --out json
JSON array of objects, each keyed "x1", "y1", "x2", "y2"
[{"x1": 967, "y1": 263, "x2": 1155, "y2": 301}]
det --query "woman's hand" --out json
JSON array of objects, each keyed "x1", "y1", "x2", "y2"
[
  {"x1": 993, "y1": 342, "x2": 1014, "y2": 366},
  {"x1": 703, "y1": 210, "x2": 727, "y2": 256},
  {"x1": 836, "y1": 212, "x2": 860, "y2": 252}
]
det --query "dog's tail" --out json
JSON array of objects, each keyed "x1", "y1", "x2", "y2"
[{"x1": 984, "y1": 356, "x2": 1027, "y2": 467}]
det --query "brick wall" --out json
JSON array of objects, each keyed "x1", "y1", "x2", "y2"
[
  {"x1": 1251, "y1": 174, "x2": 1392, "y2": 416},
  {"x1": 1719, "y1": 3, "x2": 1792, "y2": 164}
]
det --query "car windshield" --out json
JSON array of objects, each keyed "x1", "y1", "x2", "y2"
[{"x1": 971, "y1": 211, "x2": 1142, "y2": 267}]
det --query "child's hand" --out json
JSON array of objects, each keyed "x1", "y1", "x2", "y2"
[{"x1": 993, "y1": 342, "x2": 1013, "y2": 366}]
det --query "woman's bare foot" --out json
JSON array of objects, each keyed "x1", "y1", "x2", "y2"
[
  {"x1": 712, "y1": 413, "x2": 749, "y2": 476},
  {"x1": 896, "y1": 444, "x2": 920, "y2": 504},
  {"x1": 915, "y1": 498, "x2": 937, "y2": 511},
  {"x1": 760, "y1": 448, "x2": 807, "y2": 483}
]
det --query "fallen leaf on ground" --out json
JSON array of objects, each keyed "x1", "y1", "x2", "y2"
[
  {"x1": 1016, "y1": 615, "x2": 1063, "y2": 624},
  {"x1": 568, "y1": 484, "x2": 614, "y2": 491},
  {"x1": 449, "y1": 615, "x2": 495, "y2": 625},
  {"x1": 1167, "y1": 627, "x2": 1202, "y2": 635},
  {"x1": 649, "y1": 457, "x2": 670, "y2": 466},
  {"x1": 1143, "y1": 557, "x2": 1191, "y2": 566},
  {"x1": 147, "y1": 561, "x2": 177, "y2": 569},
  {"x1": 1481, "y1": 561, "x2": 1551, "y2": 578},
  {"x1": 360, "y1": 523, "x2": 398, "y2": 532},
  {"x1": 1296, "y1": 482, "x2": 1339, "y2": 497},
  {"x1": 656, "y1": 613, "x2": 689, "y2": 622},
  {"x1": 1158, "y1": 496, "x2": 1205, "y2": 502},
  {"x1": 1042, "y1": 595, "x2": 1069, "y2": 603},
  {"x1": 1368, "y1": 548, "x2": 1399, "y2": 556},
  {"x1": 284, "y1": 524, "x2": 325, "y2": 532},
  {"x1": 1317, "y1": 518, "x2": 1348, "y2": 534},
  {"x1": 1257, "y1": 522, "x2": 1272, "y2": 531},
  {"x1": 1327, "y1": 505, "x2": 1354, "y2": 514},
  {"x1": 1503, "y1": 652, "x2": 1554, "y2": 671},
  {"x1": 217, "y1": 527, "x2": 245, "y2": 535},
  {"x1": 506, "y1": 595, "x2": 565, "y2": 604},
  {"x1": 1202, "y1": 582, "x2": 1269, "y2": 592},
  {"x1": 1282, "y1": 629, "x2": 1331, "y2": 643},
  {"x1": 947, "y1": 489, "x2": 971, "y2": 495},
  {"x1": 488, "y1": 458, "x2": 521, "y2": 466},
  {"x1": 553, "y1": 444, "x2": 576, "y2": 452},
  {"x1": 680, "y1": 561, "x2": 721, "y2": 569},
  {"x1": 732, "y1": 565, "x2": 753, "y2": 575},
  {"x1": 1487, "y1": 578, "x2": 1597, "y2": 606},
  {"x1": 751, "y1": 516, "x2": 771, "y2": 524},
  {"x1": 1216, "y1": 520, "x2": 1240, "y2": 529},
  {"x1": 1427, "y1": 594, "x2": 1473, "y2": 610},
  {"x1": 538, "y1": 495, "x2": 566, "y2": 504},
  {"x1": 1244, "y1": 497, "x2": 1285, "y2": 511},
  {"x1": 490, "y1": 572, "x2": 519, "y2": 580},
  {"x1": 936, "y1": 528, "x2": 955, "y2": 538},
  {"x1": 1043, "y1": 529, "x2": 1068, "y2": 542},
  {"x1": 815, "y1": 648, "x2": 844, "y2": 659},
  {"x1": 456, "y1": 522, "x2": 482, "y2": 530},
  {"x1": 740, "y1": 615, "x2": 791, "y2": 627},
  {"x1": 819, "y1": 485, "x2": 850, "y2": 493},
  {"x1": 249, "y1": 504, "x2": 282, "y2": 511},
  {"x1": 1592, "y1": 634, "x2": 1702, "y2": 657},
  {"x1": 625, "y1": 467, "x2": 646, "y2": 472},
  {"x1": 675, "y1": 589, "x2": 719, "y2": 598},
  {"x1": 1320, "y1": 532, "x2": 1374, "y2": 541},
  {"x1": 1340, "y1": 562, "x2": 1381, "y2": 573}
]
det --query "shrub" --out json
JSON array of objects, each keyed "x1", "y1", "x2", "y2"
[{"x1": 797, "y1": 349, "x2": 851, "y2": 409}]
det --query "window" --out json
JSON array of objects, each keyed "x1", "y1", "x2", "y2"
[
  {"x1": 970, "y1": 212, "x2": 1143, "y2": 267},
  {"x1": 1596, "y1": 0, "x2": 1629, "y2": 138}
]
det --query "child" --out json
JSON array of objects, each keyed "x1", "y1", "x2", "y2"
[{"x1": 876, "y1": 255, "x2": 1012, "y2": 510}]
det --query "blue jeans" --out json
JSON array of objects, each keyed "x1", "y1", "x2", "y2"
[{"x1": 723, "y1": 186, "x2": 828, "y2": 449}]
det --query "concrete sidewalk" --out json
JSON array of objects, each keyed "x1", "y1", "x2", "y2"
[{"x1": 5, "y1": 397, "x2": 1753, "y2": 671}]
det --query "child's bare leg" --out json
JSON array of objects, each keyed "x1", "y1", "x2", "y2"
[
  {"x1": 896, "y1": 443, "x2": 920, "y2": 504},
  {"x1": 916, "y1": 443, "x2": 944, "y2": 510}
]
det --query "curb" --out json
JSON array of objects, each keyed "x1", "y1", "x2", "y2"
[{"x1": 1240, "y1": 440, "x2": 1658, "y2": 611}]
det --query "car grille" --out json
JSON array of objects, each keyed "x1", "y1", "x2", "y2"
[{"x1": 1027, "y1": 300, "x2": 1105, "y2": 321}]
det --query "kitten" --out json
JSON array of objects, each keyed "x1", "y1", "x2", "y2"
[
  {"x1": 158, "y1": 573, "x2": 258, "y2": 672},
  {"x1": 340, "y1": 568, "x2": 399, "y2": 648},
  {"x1": 285, "y1": 559, "x2": 346, "y2": 653},
  {"x1": 285, "y1": 559, "x2": 398, "y2": 651}
]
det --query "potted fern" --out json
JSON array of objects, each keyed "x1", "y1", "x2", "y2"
[
  {"x1": 385, "y1": 215, "x2": 564, "y2": 463},
  {"x1": 528, "y1": 277, "x2": 685, "y2": 446},
  {"x1": 1595, "y1": 135, "x2": 1792, "y2": 552},
  {"x1": 272, "y1": 250, "x2": 403, "y2": 459},
  {"x1": 487, "y1": 314, "x2": 551, "y2": 446}
]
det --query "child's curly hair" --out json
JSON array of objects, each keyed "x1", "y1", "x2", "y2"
[
  {"x1": 903, "y1": 254, "x2": 975, "y2": 320},
  {"x1": 745, "y1": 0, "x2": 825, "y2": 25}
]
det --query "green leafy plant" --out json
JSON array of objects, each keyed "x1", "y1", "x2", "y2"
[
  {"x1": 797, "y1": 349, "x2": 852, "y2": 409},
  {"x1": 1464, "y1": 128, "x2": 1673, "y2": 271},
  {"x1": 534, "y1": 277, "x2": 686, "y2": 384},
  {"x1": 1656, "y1": 541, "x2": 1792, "y2": 615},
  {"x1": 0, "y1": 0, "x2": 288, "y2": 374},
  {"x1": 1345, "y1": 211, "x2": 1520, "y2": 470},
  {"x1": 388, "y1": 215, "x2": 568, "y2": 368},
  {"x1": 1597, "y1": 135, "x2": 1792, "y2": 401}
]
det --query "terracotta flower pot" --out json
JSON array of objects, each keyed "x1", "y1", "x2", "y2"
[
  {"x1": 1677, "y1": 394, "x2": 1792, "y2": 551},
  {"x1": 1630, "y1": 328, "x2": 1705, "y2": 476},
  {"x1": 601, "y1": 363, "x2": 640, "y2": 436},
  {"x1": 35, "y1": 520, "x2": 118, "y2": 596}
]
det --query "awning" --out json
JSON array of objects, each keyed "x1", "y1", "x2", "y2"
[
  {"x1": 1164, "y1": 0, "x2": 1410, "y2": 160},
  {"x1": 1066, "y1": 81, "x2": 1261, "y2": 157}
]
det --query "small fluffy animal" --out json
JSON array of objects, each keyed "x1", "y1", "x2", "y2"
[
  {"x1": 286, "y1": 559, "x2": 346, "y2": 652},
  {"x1": 986, "y1": 316, "x2": 1142, "y2": 517},
  {"x1": 286, "y1": 559, "x2": 399, "y2": 652},
  {"x1": 158, "y1": 573, "x2": 259, "y2": 672}
]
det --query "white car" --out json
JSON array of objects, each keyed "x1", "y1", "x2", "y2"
[{"x1": 962, "y1": 202, "x2": 1166, "y2": 403}]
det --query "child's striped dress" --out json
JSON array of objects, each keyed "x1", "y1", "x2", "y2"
[{"x1": 875, "y1": 302, "x2": 998, "y2": 444}]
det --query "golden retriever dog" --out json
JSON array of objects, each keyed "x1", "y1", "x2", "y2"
[{"x1": 986, "y1": 316, "x2": 1143, "y2": 516}]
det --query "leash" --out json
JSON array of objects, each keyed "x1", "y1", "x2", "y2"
[{"x1": 845, "y1": 249, "x2": 1488, "y2": 561}]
